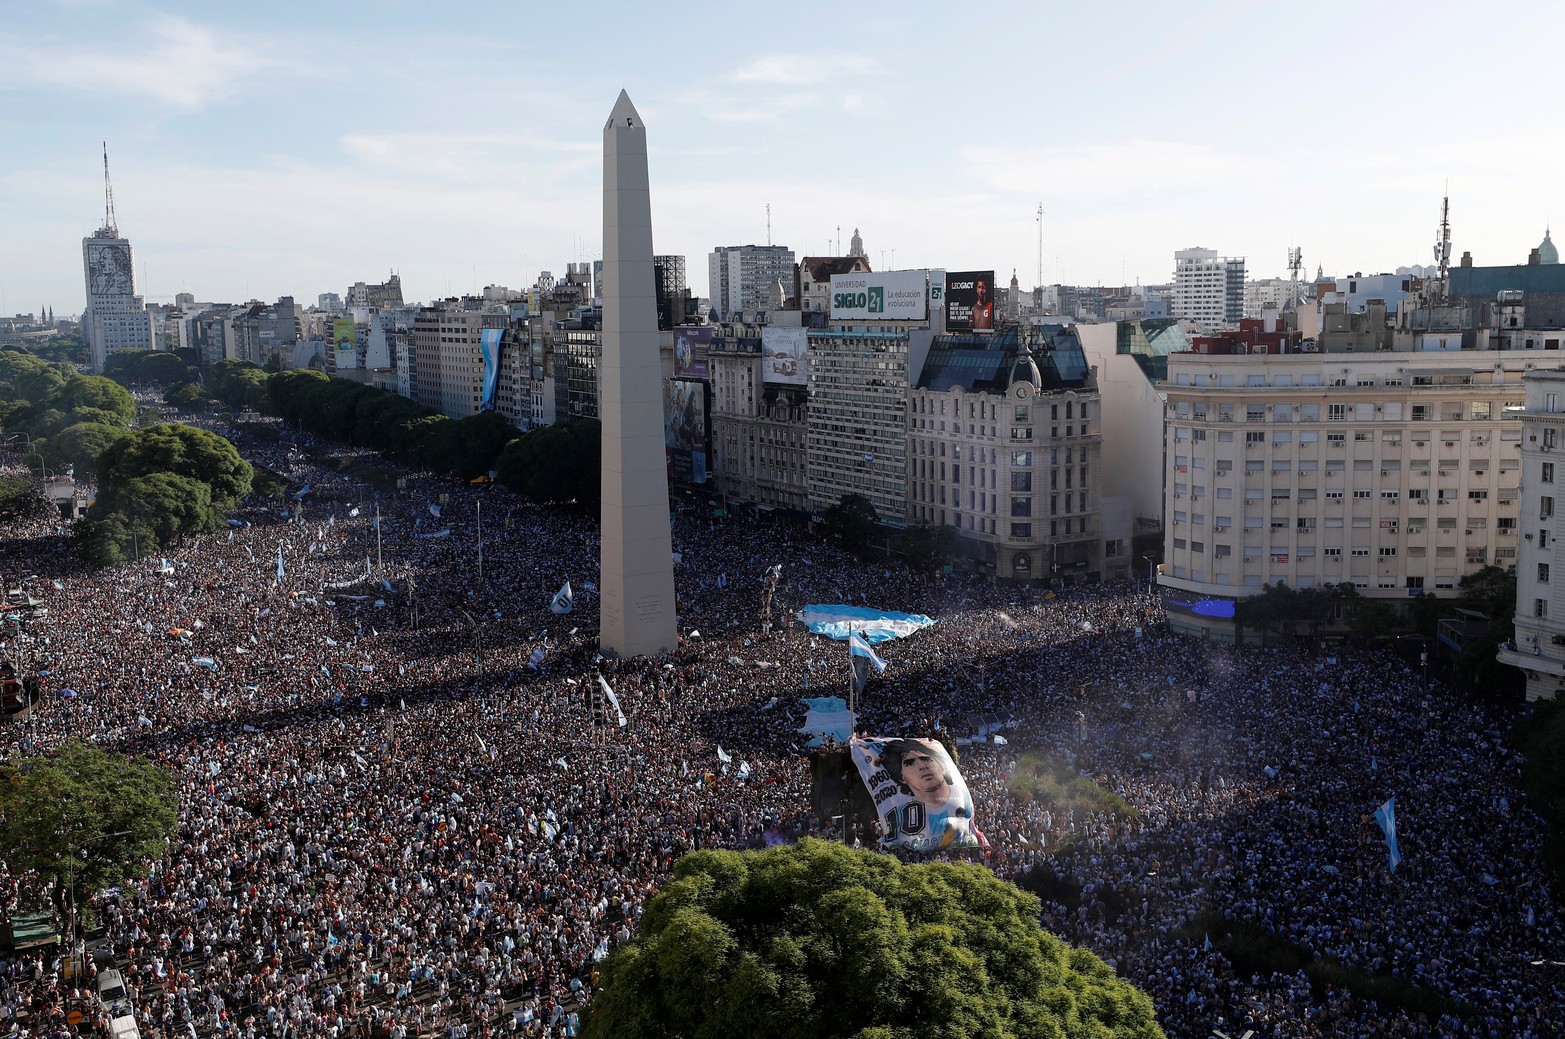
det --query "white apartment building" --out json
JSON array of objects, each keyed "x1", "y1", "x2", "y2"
[
  {"x1": 1499, "y1": 367, "x2": 1565, "y2": 700},
  {"x1": 411, "y1": 305, "x2": 507, "y2": 419},
  {"x1": 1172, "y1": 248, "x2": 1245, "y2": 332},
  {"x1": 708, "y1": 245, "x2": 795, "y2": 321},
  {"x1": 82, "y1": 230, "x2": 153, "y2": 373},
  {"x1": 1161, "y1": 349, "x2": 1529, "y2": 640}
]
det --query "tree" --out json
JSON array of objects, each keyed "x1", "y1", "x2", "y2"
[
  {"x1": 584, "y1": 839, "x2": 1163, "y2": 1039},
  {"x1": 0, "y1": 740, "x2": 177, "y2": 914},
  {"x1": 164, "y1": 382, "x2": 208, "y2": 412},
  {"x1": 96, "y1": 423, "x2": 252, "y2": 512},
  {"x1": 41, "y1": 421, "x2": 127, "y2": 479},
  {"x1": 821, "y1": 493, "x2": 879, "y2": 556},
  {"x1": 901, "y1": 523, "x2": 959, "y2": 572},
  {"x1": 496, "y1": 419, "x2": 600, "y2": 506},
  {"x1": 1451, "y1": 565, "x2": 1521, "y2": 697}
]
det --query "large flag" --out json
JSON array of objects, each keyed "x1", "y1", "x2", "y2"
[
  {"x1": 716, "y1": 745, "x2": 732, "y2": 764},
  {"x1": 550, "y1": 581, "x2": 574, "y2": 615},
  {"x1": 1373, "y1": 796, "x2": 1402, "y2": 872},
  {"x1": 599, "y1": 675, "x2": 627, "y2": 727},
  {"x1": 275, "y1": 545, "x2": 285, "y2": 583},
  {"x1": 849, "y1": 736, "x2": 982, "y2": 852},
  {"x1": 850, "y1": 630, "x2": 887, "y2": 698}
]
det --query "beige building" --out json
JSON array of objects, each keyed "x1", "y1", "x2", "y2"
[
  {"x1": 1161, "y1": 349, "x2": 1528, "y2": 638},
  {"x1": 1499, "y1": 367, "x2": 1565, "y2": 700},
  {"x1": 411, "y1": 303, "x2": 507, "y2": 419},
  {"x1": 709, "y1": 322, "x2": 811, "y2": 513}
]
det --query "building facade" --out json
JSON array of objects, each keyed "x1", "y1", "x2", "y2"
[
  {"x1": 1160, "y1": 348, "x2": 1528, "y2": 639},
  {"x1": 1499, "y1": 367, "x2": 1565, "y2": 700},
  {"x1": 411, "y1": 302, "x2": 507, "y2": 418},
  {"x1": 1172, "y1": 247, "x2": 1246, "y2": 332},
  {"x1": 908, "y1": 326, "x2": 1104, "y2": 581},
  {"x1": 709, "y1": 321, "x2": 811, "y2": 513},
  {"x1": 82, "y1": 228, "x2": 152, "y2": 372},
  {"x1": 708, "y1": 245, "x2": 795, "y2": 321}
]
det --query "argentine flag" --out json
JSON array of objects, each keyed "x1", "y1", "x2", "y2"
[
  {"x1": 275, "y1": 545, "x2": 285, "y2": 583},
  {"x1": 1373, "y1": 796, "x2": 1402, "y2": 872},
  {"x1": 550, "y1": 581, "x2": 573, "y2": 615},
  {"x1": 849, "y1": 631, "x2": 888, "y2": 673}
]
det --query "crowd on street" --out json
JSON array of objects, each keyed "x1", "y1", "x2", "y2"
[{"x1": 0, "y1": 420, "x2": 1560, "y2": 1039}]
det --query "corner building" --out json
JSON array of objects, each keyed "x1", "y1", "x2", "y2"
[
  {"x1": 1162, "y1": 348, "x2": 1527, "y2": 639},
  {"x1": 1500, "y1": 367, "x2": 1565, "y2": 700}
]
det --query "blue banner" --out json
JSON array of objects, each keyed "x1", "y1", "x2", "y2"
[
  {"x1": 796, "y1": 605, "x2": 937, "y2": 643},
  {"x1": 479, "y1": 327, "x2": 504, "y2": 413}
]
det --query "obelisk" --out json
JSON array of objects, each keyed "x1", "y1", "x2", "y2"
[{"x1": 599, "y1": 90, "x2": 678, "y2": 657}]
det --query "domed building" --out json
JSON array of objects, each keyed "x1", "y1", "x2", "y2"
[{"x1": 1539, "y1": 227, "x2": 1559, "y2": 265}]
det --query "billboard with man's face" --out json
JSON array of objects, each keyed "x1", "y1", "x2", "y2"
[
  {"x1": 761, "y1": 327, "x2": 808, "y2": 386},
  {"x1": 945, "y1": 271, "x2": 996, "y2": 332},
  {"x1": 849, "y1": 735, "x2": 982, "y2": 852},
  {"x1": 665, "y1": 379, "x2": 709, "y2": 485}
]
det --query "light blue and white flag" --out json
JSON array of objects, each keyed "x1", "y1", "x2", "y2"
[
  {"x1": 716, "y1": 745, "x2": 732, "y2": 764},
  {"x1": 1202, "y1": 933, "x2": 1212, "y2": 951},
  {"x1": 428, "y1": 503, "x2": 441, "y2": 518},
  {"x1": 599, "y1": 674, "x2": 627, "y2": 727},
  {"x1": 192, "y1": 656, "x2": 217, "y2": 669},
  {"x1": 737, "y1": 760, "x2": 751, "y2": 780},
  {"x1": 849, "y1": 632, "x2": 888, "y2": 674},
  {"x1": 1373, "y1": 796, "x2": 1402, "y2": 872},
  {"x1": 292, "y1": 484, "x2": 311, "y2": 501},
  {"x1": 348, "y1": 507, "x2": 360, "y2": 518},
  {"x1": 550, "y1": 581, "x2": 573, "y2": 615},
  {"x1": 275, "y1": 545, "x2": 285, "y2": 583}
]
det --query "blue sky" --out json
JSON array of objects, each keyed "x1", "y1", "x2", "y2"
[{"x1": 3, "y1": 0, "x2": 1561, "y2": 316}]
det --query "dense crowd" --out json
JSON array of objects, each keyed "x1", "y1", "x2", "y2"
[{"x1": 0, "y1": 422, "x2": 1560, "y2": 1039}]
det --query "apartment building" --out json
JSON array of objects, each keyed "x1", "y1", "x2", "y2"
[
  {"x1": 1500, "y1": 367, "x2": 1565, "y2": 700},
  {"x1": 908, "y1": 325, "x2": 1104, "y2": 581},
  {"x1": 1172, "y1": 247, "x2": 1245, "y2": 332},
  {"x1": 709, "y1": 322, "x2": 811, "y2": 513},
  {"x1": 411, "y1": 303, "x2": 507, "y2": 419},
  {"x1": 1161, "y1": 348, "x2": 1529, "y2": 639}
]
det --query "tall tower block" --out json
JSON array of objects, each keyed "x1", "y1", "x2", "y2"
[{"x1": 599, "y1": 91, "x2": 678, "y2": 657}]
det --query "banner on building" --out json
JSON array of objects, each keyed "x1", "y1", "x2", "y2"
[
  {"x1": 479, "y1": 327, "x2": 504, "y2": 413},
  {"x1": 673, "y1": 326, "x2": 713, "y2": 380},
  {"x1": 945, "y1": 271, "x2": 996, "y2": 332},
  {"x1": 761, "y1": 327, "x2": 808, "y2": 386},
  {"x1": 849, "y1": 735, "x2": 981, "y2": 852},
  {"x1": 665, "y1": 379, "x2": 709, "y2": 485},
  {"x1": 828, "y1": 271, "x2": 929, "y2": 321},
  {"x1": 333, "y1": 317, "x2": 357, "y2": 368}
]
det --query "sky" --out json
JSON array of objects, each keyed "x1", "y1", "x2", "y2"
[{"x1": 3, "y1": 0, "x2": 1562, "y2": 317}]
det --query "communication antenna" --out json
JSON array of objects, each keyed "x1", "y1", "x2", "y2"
[
  {"x1": 1287, "y1": 246, "x2": 1303, "y2": 308},
  {"x1": 766, "y1": 203, "x2": 771, "y2": 247},
  {"x1": 101, "y1": 142, "x2": 118, "y2": 237},
  {"x1": 1036, "y1": 203, "x2": 1045, "y2": 290},
  {"x1": 1434, "y1": 191, "x2": 1452, "y2": 283}
]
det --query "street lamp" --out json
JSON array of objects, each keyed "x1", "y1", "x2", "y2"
[{"x1": 1141, "y1": 554, "x2": 1157, "y2": 590}]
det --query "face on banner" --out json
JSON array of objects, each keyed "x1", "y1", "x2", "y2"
[{"x1": 850, "y1": 736, "x2": 980, "y2": 852}]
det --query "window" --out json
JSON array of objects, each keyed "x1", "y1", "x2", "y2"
[
  {"x1": 1468, "y1": 490, "x2": 1488, "y2": 501},
  {"x1": 1379, "y1": 547, "x2": 1398, "y2": 557},
  {"x1": 1471, "y1": 401, "x2": 1491, "y2": 421},
  {"x1": 1545, "y1": 462, "x2": 1555, "y2": 484},
  {"x1": 1327, "y1": 432, "x2": 1346, "y2": 443},
  {"x1": 1328, "y1": 404, "x2": 1348, "y2": 421},
  {"x1": 1353, "y1": 489, "x2": 1372, "y2": 499},
  {"x1": 1011, "y1": 451, "x2": 1032, "y2": 466},
  {"x1": 1355, "y1": 431, "x2": 1371, "y2": 442},
  {"x1": 1246, "y1": 431, "x2": 1264, "y2": 445},
  {"x1": 1543, "y1": 496, "x2": 1555, "y2": 519},
  {"x1": 1015, "y1": 405, "x2": 1029, "y2": 422},
  {"x1": 1010, "y1": 522, "x2": 1031, "y2": 538},
  {"x1": 1540, "y1": 563, "x2": 1551, "y2": 583},
  {"x1": 1351, "y1": 548, "x2": 1370, "y2": 556},
  {"x1": 1011, "y1": 471, "x2": 1032, "y2": 492},
  {"x1": 1011, "y1": 497, "x2": 1032, "y2": 517},
  {"x1": 1537, "y1": 599, "x2": 1549, "y2": 619},
  {"x1": 1324, "y1": 547, "x2": 1343, "y2": 558}
]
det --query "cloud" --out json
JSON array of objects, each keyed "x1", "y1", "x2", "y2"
[
  {"x1": 339, "y1": 132, "x2": 597, "y2": 185},
  {"x1": 730, "y1": 53, "x2": 879, "y2": 86},
  {"x1": 0, "y1": 15, "x2": 286, "y2": 110}
]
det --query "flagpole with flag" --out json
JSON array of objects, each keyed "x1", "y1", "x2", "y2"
[
  {"x1": 1373, "y1": 796, "x2": 1402, "y2": 872},
  {"x1": 847, "y1": 631, "x2": 888, "y2": 733}
]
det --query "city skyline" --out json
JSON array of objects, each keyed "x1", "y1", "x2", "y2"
[{"x1": 3, "y1": 0, "x2": 1562, "y2": 315}]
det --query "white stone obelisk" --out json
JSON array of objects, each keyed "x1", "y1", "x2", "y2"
[{"x1": 599, "y1": 90, "x2": 678, "y2": 658}]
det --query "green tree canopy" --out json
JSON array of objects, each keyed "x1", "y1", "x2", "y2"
[
  {"x1": 41, "y1": 421, "x2": 128, "y2": 479},
  {"x1": 97, "y1": 423, "x2": 253, "y2": 511},
  {"x1": 164, "y1": 382, "x2": 208, "y2": 412},
  {"x1": 0, "y1": 740, "x2": 178, "y2": 905},
  {"x1": 821, "y1": 493, "x2": 879, "y2": 556},
  {"x1": 495, "y1": 419, "x2": 600, "y2": 506},
  {"x1": 585, "y1": 839, "x2": 1163, "y2": 1039}
]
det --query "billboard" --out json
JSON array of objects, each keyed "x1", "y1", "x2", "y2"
[
  {"x1": 665, "y1": 379, "x2": 709, "y2": 485},
  {"x1": 333, "y1": 317, "x2": 357, "y2": 369},
  {"x1": 828, "y1": 271, "x2": 929, "y2": 321},
  {"x1": 673, "y1": 326, "x2": 713, "y2": 380},
  {"x1": 850, "y1": 736, "x2": 981, "y2": 852},
  {"x1": 479, "y1": 327, "x2": 504, "y2": 413},
  {"x1": 762, "y1": 327, "x2": 808, "y2": 386},
  {"x1": 945, "y1": 271, "x2": 996, "y2": 332}
]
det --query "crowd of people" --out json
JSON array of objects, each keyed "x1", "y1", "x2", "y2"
[{"x1": 0, "y1": 418, "x2": 1560, "y2": 1039}]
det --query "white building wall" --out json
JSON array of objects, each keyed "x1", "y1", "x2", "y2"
[
  {"x1": 1078, "y1": 323, "x2": 1168, "y2": 546},
  {"x1": 1500, "y1": 367, "x2": 1565, "y2": 700}
]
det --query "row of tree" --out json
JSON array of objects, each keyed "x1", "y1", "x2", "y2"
[{"x1": 0, "y1": 349, "x2": 138, "y2": 479}]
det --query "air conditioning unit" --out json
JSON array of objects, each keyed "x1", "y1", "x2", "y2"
[
  {"x1": 1417, "y1": 498, "x2": 1429, "y2": 504},
  {"x1": 1445, "y1": 441, "x2": 1456, "y2": 447},
  {"x1": 1381, "y1": 471, "x2": 1389, "y2": 477}
]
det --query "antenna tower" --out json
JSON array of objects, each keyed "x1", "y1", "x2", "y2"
[
  {"x1": 766, "y1": 203, "x2": 771, "y2": 247},
  {"x1": 1287, "y1": 246, "x2": 1303, "y2": 308},
  {"x1": 1434, "y1": 193, "x2": 1452, "y2": 283},
  {"x1": 1036, "y1": 203, "x2": 1044, "y2": 289},
  {"x1": 101, "y1": 141, "x2": 119, "y2": 237}
]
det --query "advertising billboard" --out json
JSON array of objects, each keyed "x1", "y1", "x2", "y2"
[
  {"x1": 665, "y1": 379, "x2": 709, "y2": 485},
  {"x1": 673, "y1": 326, "x2": 713, "y2": 380},
  {"x1": 945, "y1": 270, "x2": 996, "y2": 332},
  {"x1": 828, "y1": 271, "x2": 929, "y2": 321},
  {"x1": 761, "y1": 327, "x2": 808, "y2": 386},
  {"x1": 849, "y1": 736, "x2": 981, "y2": 852},
  {"x1": 333, "y1": 317, "x2": 357, "y2": 369},
  {"x1": 479, "y1": 327, "x2": 504, "y2": 413}
]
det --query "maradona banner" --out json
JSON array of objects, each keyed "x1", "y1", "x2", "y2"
[{"x1": 849, "y1": 736, "x2": 981, "y2": 852}]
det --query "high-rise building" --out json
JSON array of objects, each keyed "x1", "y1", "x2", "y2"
[
  {"x1": 82, "y1": 146, "x2": 152, "y2": 373},
  {"x1": 908, "y1": 325, "x2": 1104, "y2": 581},
  {"x1": 1499, "y1": 367, "x2": 1565, "y2": 700},
  {"x1": 653, "y1": 255, "x2": 687, "y2": 331},
  {"x1": 1172, "y1": 247, "x2": 1245, "y2": 332},
  {"x1": 708, "y1": 244, "x2": 795, "y2": 320}
]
